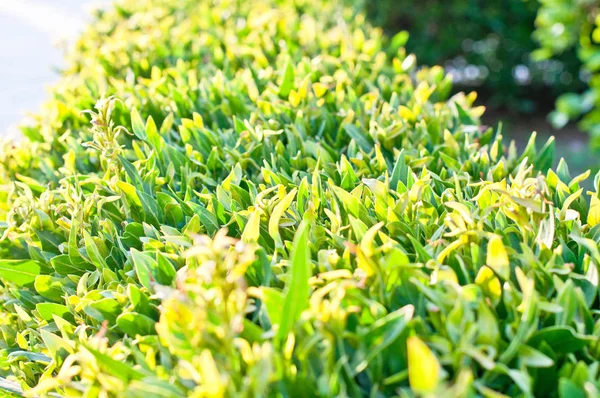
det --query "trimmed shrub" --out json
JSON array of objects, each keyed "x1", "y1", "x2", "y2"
[{"x1": 0, "y1": 0, "x2": 598, "y2": 397}]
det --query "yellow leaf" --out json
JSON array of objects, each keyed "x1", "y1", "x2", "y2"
[
  {"x1": 445, "y1": 201, "x2": 474, "y2": 224},
  {"x1": 443, "y1": 129, "x2": 460, "y2": 156},
  {"x1": 588, "y1": 195, "x2": 600, "y2": 227},
  {"x1": 192, "y1": 112, "x2": 204, "y2": 128},
  {"x1": 407, "y1": 336, "x2": 441, "y2": 394},
  {"x1": 414, "y1": 81, "x2": 434, "y2": 103},
  {"x1": 222, "y1": 163, "x2": 241, "y2": 192},
  {"x1": 199, "y1": 350, "x2": 225, "y2": 398},
  {"x1": 477, "y1": 385, "x2": 511, "y2": 398},
  {"x1": 116, "y1": 181, "x2": 142, "y2": 207},
  {"x1": 356, "y1": 246, "x2": 377, "y2": 277},
  {"x1": 515, "y1": 267, "x2": 534, "y2": 313},
  {"x1": 475, "y1": 266, "x2": 502, "y2": 305},
  {"x1": 486, "y1": 236, "x2": 510, "y2": 279},
  {"x1": 359, "y1": 222, "x2": 384, "y2": 257},
  {"x1": 432, "y1": 266, "x2": 458, "y2": 284},
  {"x1": 298, "y1": 75, "x2": 311, "y2": 99},
  {"x1": 436, "y1": 235, "x2": 467, "y2": 264},
  {"x1": 399, "y1": 105, "x2": 416, "y2": 123},
  {"x1": 241, "y1": 208, "x2": 261, "y2": 243},
  {"x1": 268, "y1": 188, "x2": 297, "y2": 247},
  {"x1": 17, "y1": 332, "x2": 27, "y2": 349},
  {"x1": 289, "y1": 89, "x2": 301, "y2": 108},
  {"x1": 181, "y1": 117, "x2": 194, "y2": 129},
  {"x1": 312, "y1": 82, "x2": 328, "y2": 98}
]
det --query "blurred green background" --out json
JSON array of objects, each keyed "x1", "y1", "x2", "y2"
[{"x1": 363, "y1": 0, "x2": 585, "y2": 109}]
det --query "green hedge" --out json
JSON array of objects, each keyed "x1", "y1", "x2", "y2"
[{"x1": 0, "y1": 0, "x2": 599, "y2": 397}]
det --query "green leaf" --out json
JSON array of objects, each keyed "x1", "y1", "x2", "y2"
[
  {"x1": 50, "y1": 254, "x2": 91, "y2": 276},
  {"x1": 279, "y1": 58, "x2": 295, "y2": 98},
  {"x1": 390, "y1": 30, "x2": 409, "y2": 52},
  {"x1": 130, "y1": 108, "x2": 147, "y2": 140},
  {"x1": 195, "y1": 205, "x2": 220, "y2": 235},
  {"x1": 344, "y1": 124, "x2": 374, "y2": 153},
  {"x1": 0, "y1": 260, "x2": 49, "y2": 287},
  {"x1": 131, "y1": 249, "x2": 157, "y2": 290},
  {"x1": 534, "y1": 136, "x2": 555, "y2": 172},
  {"x1": 558, "y1": 378, "x2": 585, "y2": 398},
  {"x1": 353, "y1": 305, "x2": 414, "y2": 373},
  {"x1": 128, "y1": 284, "x2": 159, "y2": 319},
  {"x1": 528, "y1": 326, "x2": 593, "y2": 354},
  {"x1": 117, "y1": 312, "x2": 157, "y2": 336},
  {"x1": 330, "y1": 184, "x2": 370, "y2": 222},
  {"x1": 34, "y1": 275, "x2": 66, "y2": 302},
  {"x1": 278, "y1": 221, "x2": 311, "y2": 341},
  {"x1": 455, "y1": 102, "x2": 475, "y2": 125},
  {"x1": 40, "y1": 330, "x2": 73, "y2": 363},
  {"x1": 145, "y1": 116, "x2": 163, "y2": 151},
  {"x1": 390, "y1": 149, "x2": 408, "y2": 189},
  {"x1": 517, "y1": 345, "x2": 554, "y2": 368},
  {"x1": 85, "y1": 298, "x2": 121, "y2": 323},
  {"x1": 258, "y1": 287, "x2": 285, "y2": 327},
  {"x1": 83, "y1": 230, "x2": 108, "y2": 269},
  {"x1": 156, "y1": 253, "x2": 176, "y2": 285},
  {"x1": 84, "y1": 345, "x2": 145, "y2": 382},
  {"x1": 36, "y1": 303, "x2": 73, "y2": 323}
]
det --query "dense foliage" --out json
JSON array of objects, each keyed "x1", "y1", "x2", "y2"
[{"x1": 0, "y1": 0, "x2": 599, "y2": 397}]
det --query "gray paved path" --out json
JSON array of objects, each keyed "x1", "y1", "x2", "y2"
[{"x1": 0, "y1": 1, "x2": 110, "y2": 136}]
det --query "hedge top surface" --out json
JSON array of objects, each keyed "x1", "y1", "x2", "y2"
[{"x1": 0, "y1": 0, "x2": 598, "y2": 397}]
